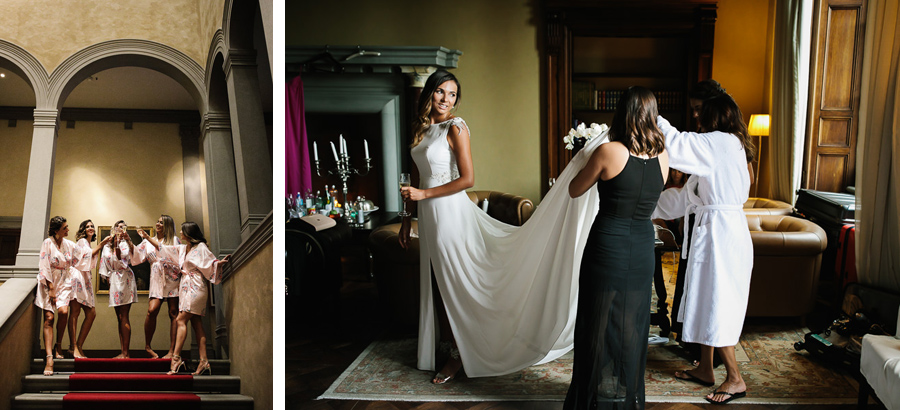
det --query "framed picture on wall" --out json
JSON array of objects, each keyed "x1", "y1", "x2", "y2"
[{"x1": 94, "y1": 225, "x2": 155, "y2": 295}]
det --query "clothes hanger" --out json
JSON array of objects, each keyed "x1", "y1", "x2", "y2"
[{"x1": 301, "y1": 46, "x2": 345, "y2": 73}]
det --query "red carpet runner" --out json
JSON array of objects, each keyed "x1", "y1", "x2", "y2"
[
  {"x1": 69, "y1": 373, "x2": 194, "y2": 391},
  {"x1": 73, "y1": 358, "x2": 171, "y2": 372},
  {"x1": 62, "y1": 393, "x2": 200, "y2": 409}
]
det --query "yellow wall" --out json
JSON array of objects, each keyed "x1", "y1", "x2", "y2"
[
  {"x1": 289, "y1": 1, "x2": 776, "y2": 203},
  {"x1": 223, "y1": 241, "x2": 273, "y2": 410},
  {"x1": 287, "y1": 0, "x2": 544, "y2": 203},
  {"x1": 0, "y1": 1, "x2": 211, "y2": 72},
  {"x1": 0, "y1": 121, "x2": 32, "y2": 217},
  {"x1": 712, "y1": 0, "x2": 773, "y2": 124}
]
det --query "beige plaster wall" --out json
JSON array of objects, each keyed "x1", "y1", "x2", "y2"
[
  {"x1": 0, "y1": 121, "x2": 33, "y2": 217},
  {"x1": 0, "y1": 1, "x2": 214, "y2": 72},
  {"x1": 200, "y1": 0, "x2": 229, "y2": 52},
  {"x1": 224, "y1": 241, "x2": 273, "y2": 410},
  {"x1": 287, "y1": 0, "x2": 544, "y2": 203},
  {"x1": 50, "y1": 121, "x2": 186, "y2": 350}
]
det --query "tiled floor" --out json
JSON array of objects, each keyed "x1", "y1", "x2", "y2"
[{"x1": 286, "y1": 258, "x2": 883, "y2": 410}]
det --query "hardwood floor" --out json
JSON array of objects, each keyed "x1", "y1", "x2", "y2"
[{"x1": 286, "y1": 260, "x2": 883, "y2": 410}]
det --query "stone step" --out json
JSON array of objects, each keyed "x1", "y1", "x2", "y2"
[
  {"x1": 12, "y1": 393, "x2": 253, "y2": 410},
  {"x1": 22, "y1": 374, "x2": 241, "y2": 394},
  {"x1": 30, "y1": 359, "x2": 231, "y2": 375}
]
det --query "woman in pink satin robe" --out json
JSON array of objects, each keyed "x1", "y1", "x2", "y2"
[
  {"x1": 99, "y1": 220, "x2": 137, "y2": 358},
  {"x1": 67, "y1": 219, "x2": 110, "y2": 358},
  {"x1": 138, "y1": 222, "x2": 231, "y2": 376},
  {"x1": 35, "y1": 216, "x2": 77, "y2": 376},
  {"x1": 134, "y1": 214, "x2": 181, "y2": 359}
]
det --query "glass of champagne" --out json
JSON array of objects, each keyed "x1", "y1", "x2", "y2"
[{"x1": 399, "y1": 173, "x2": 411, "y2": 217}]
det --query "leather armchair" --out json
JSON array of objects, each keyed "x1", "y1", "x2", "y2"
[
  {"x1": 744, "y1": 197, "x2": 793, "y2": 216},
  {"x1": 746, "y1": 214, "x2": 828, "y2": 317},
  {"x1": 368, "y1": 190, "x2": 534, "y2": 327}
]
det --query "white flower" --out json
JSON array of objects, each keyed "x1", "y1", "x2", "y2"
[
  {"x1": 589, "y1": 123, "x2": 608, "y2": 138},
  {"x1": 564, "y1": 122, "x2": 608, "y2": 150}
]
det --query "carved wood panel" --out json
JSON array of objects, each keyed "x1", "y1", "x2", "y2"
[{"x1": 804, "y1": 0, "x2": 866, "y2": 192}]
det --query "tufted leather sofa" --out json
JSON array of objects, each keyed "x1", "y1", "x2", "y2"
[
  {"x1": 745, "y1": 214, "x2": 828, "y2": 317},
  {"x1": 368, "y1": 190, "x2": 534, "y2": 327},
  {"x1": 743, "y1": 197, "x2": 794, "y2": 216}
]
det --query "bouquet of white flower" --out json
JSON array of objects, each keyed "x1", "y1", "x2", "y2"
[{"x1": 564, "y1": 122, "x2": 608, "y2": 152}]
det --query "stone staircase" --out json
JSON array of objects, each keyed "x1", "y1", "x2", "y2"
[{"x1": 14, "y1": 357, "x2": 253, "y2": 409}]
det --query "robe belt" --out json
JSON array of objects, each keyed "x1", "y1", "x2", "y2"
[{"x1": 681, "y1": 203, "x2": 743, "y2": 259}]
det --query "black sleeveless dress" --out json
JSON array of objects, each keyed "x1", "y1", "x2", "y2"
[{"x1": 564, "y1": 155, "x2": 664, "y2": 410}]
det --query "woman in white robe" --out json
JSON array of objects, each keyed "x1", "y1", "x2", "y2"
[
  {"x1": 35, "y1": 216, "x2": 78, "y2": 375},
  {"x1": 99, "y1": 220, "x2": 137, "y2": 358},
  {"x1": 134, "y1": 214, "x2": 182, "y2": 359},
  {"x1": 67, "y1": 219, "x2": 110, "y2": 358},
  {"x1": 138, "y1": 222, "x2": 230, "y2": 376},
  {"x1": 651, "y1": 94, "x2": 755, "y2": 404},
  {"x1": 399, "y1": 70, "x2": 607, "y2": 383}
]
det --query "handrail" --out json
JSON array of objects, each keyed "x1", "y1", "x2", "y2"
[{"x1": 0, "y1": 278, "x2": 36, "y2": 344}]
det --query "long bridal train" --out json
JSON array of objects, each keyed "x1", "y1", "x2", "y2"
[{"x1": 417, "y1": 131, "x2": 609, "y2": 378}]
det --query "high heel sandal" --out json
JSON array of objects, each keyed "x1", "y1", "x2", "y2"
[
  {"x1": 192, "y1": 359, "x2": 211, "y2": 376},
  {"x1": 432, "y1": 347, "x2": 461, "y2": 385},
  {"x1": 167, "y1": 355, "x2": 184, "y2": 375},
  {"x1": 53, "y1": 343, "x2": 64, "y2": 359},
  {"x1": 43, "y1": 355, "x2": 54, "y2": 376}
]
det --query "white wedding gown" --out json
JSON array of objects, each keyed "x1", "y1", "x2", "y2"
[{"x1": 413, "y1": 117, "x2": 607, "y2": 377}]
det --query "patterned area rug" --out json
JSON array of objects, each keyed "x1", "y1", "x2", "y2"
[{"x1": 320, "y1": 253, "x2": 860, "y2": 404}]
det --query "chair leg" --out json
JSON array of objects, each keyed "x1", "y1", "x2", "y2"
[{"x1": 857, "y1": 376, "x2": 871, "y2": 409}]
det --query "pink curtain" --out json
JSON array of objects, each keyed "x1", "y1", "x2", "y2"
[{"x1": 286, "y1": 75, "x2": 312, "y2": 198}]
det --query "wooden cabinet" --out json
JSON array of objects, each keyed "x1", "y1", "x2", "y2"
[{"x1": 543, "y1": 1, "x2": 717, "y2": 191}]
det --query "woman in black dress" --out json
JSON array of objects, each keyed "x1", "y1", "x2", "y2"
[{"x1": 565, "y1": 86, "x2": 669, "y2": 409}]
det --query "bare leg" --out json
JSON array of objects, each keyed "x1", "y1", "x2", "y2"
[
  {"x1": 163, "y1": 298, "x2": 179, "y2": 359},
  {"x1": 707, "y1": 346, "x2": 747, "y2": 403},
  {"x1": 431, "y1": 272, "x2": 461, "y2": 384},
  {"x1": 54, "y1": 305, "x2": 69, "y2": 359},
  {"x1": 675, "y1": 343, "x2": 716, "y2": 385},
  {"x1": 168, "y1": 311, "x2": 191, "y2": 374},
  {"x1": 144, "y1": 298, "x2": 162, "y2": 358},
  {"x1": 73, "y1": 304, "x2": 95, "y2": 358},
  {"x1": 189, "y1": 315, "x2": 211, "y2": 375},
  {"x1": 67, "y1": 302, "x2": 81, "y2": 355},
  {"x1": 42, "y1": 310, "x2": 55, "y2": 375},
  {"x1": 113, "y1": 304, "x2": 132, "y2": 358}
]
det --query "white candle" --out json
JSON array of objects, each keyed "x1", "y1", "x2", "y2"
[
  {"x1": 313, "y1": 141, "x2": 319, "y2": 161},
  {"x1": 342, "y1": 138, "x2": 348, "y2": 156},
  {"x1": 364, "y1": 139, "x2": 370, "y2": 159},
  {"x1": 330, "y1": 141, "x2": 339, "y2": 161},
  {"x1": 339, "y1": 135, "x2": 345, "y2": 154}
]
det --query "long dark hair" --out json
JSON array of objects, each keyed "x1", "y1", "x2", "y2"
[
  {"x1": 48, "y1": 216, "x2": 66, "y2": 238},
  {"x1": 690, "y1": 79, "x2": 726, "y2": 101},
  {"x1": 608, "y1": 86, "x2": 666, "y2": 157},
  {"x1": 698, "y1": 94, "x2": 756, "y2": 163},
  {"x1": 411, "y1": 69, "x2": 461, "y2": 147},
  {"x1": 181, "y1": 222, "x2": 208, "y2": 246},
  {"x1": 76, "y1": 219, "x2": 95, "y2": 243}
]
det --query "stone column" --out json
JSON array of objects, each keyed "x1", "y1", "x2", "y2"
[
  {"x1": 179, "y1": 125, "x2": 204, "y2": 226},
  {"x1": 200, "y1": 113, "x2": 241, "y2": 359},
  {"x1": 14, "y1": 109, "x2": 59, "y2": 273},
  {"x1": 223, "y1": 49, "x2": 272, "y2": 242}
]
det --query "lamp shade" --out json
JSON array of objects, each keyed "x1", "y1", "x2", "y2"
[{"x1": 748, "y1": 114, "x2": 770, "y2": 136}]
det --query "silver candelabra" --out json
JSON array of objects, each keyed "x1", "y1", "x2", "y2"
[{"x1": 314, "y1": 152, "x2": 374, "y2": 224}]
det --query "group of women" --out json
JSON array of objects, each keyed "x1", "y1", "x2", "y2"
[
  {"x1": 399, "y1": 70, "x2": 754, "y2": 408},
  {"x1": 36, "y1": 215, "x2": 231, "y2": 377}
]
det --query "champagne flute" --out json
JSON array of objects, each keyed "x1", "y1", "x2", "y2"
[{"x1": 398, "y1": 173, "x2": 411, "y2": 217}]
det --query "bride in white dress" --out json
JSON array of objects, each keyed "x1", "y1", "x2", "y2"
[{"x1": 399, "y1": 70, "x2": 608, "y2": 383}]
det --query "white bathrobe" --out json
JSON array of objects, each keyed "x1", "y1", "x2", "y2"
[{"x1": 652, "y1": 116, "x2": 754, "y2": 347}]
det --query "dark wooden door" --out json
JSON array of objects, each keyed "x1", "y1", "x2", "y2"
[
  {"x1": 804, "y1": 0, "x2": 867, "y2": 192},
  {"x1": 0, "y1": 228, "x2": 20, "y2": 266}
]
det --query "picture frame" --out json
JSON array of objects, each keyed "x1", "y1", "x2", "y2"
[{"x1": 94, "y1": 225, "x2": 155, "y2": 295}]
